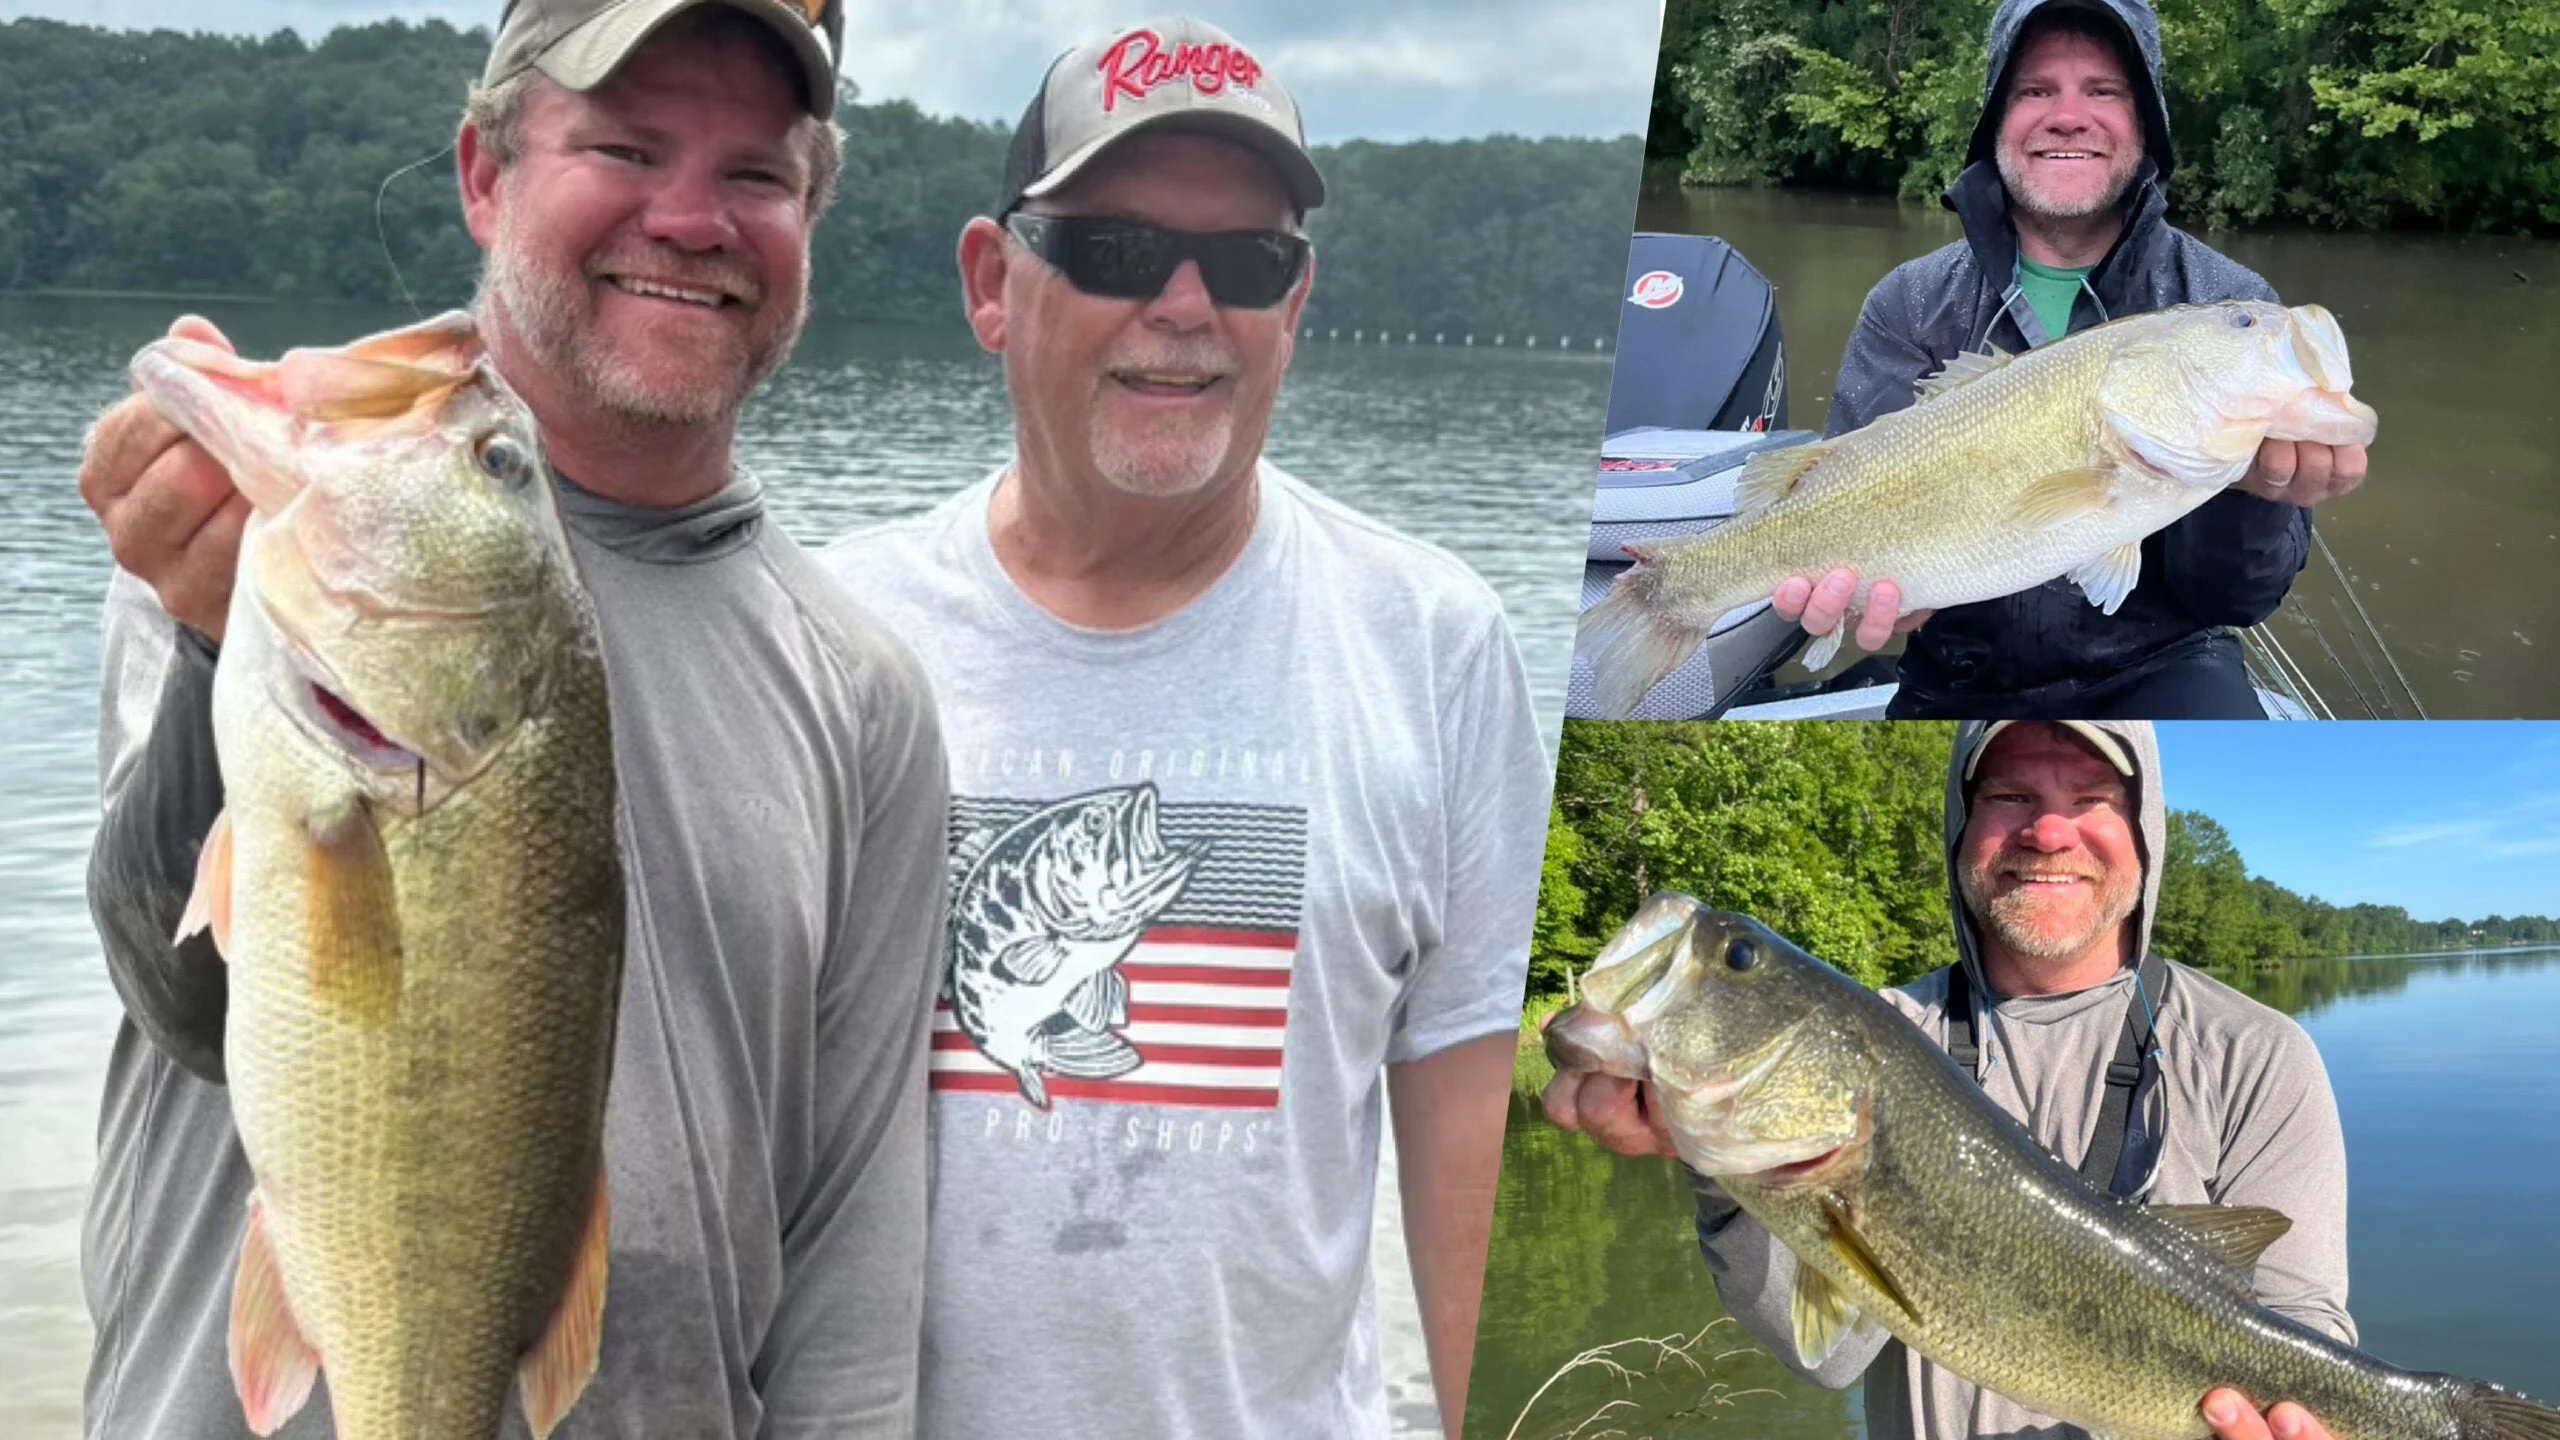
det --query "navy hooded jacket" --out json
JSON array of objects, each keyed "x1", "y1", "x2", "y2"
[{"x1": 1830, "y1": 0, "x2": 2311, "y2": 712}]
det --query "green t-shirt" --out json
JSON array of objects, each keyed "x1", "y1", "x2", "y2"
[{"x1": 2017, "y1": 256, "x2": 2094, "y2": 343}]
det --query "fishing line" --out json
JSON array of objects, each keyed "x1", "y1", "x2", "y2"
[
  {"x1": 2331, "y1": 593, "x2": 2399, "y2": 720},
  {"x1": 2298, "y1": 609, "x2": 2373, "y2": 719},
  {"x1": 2316, "y1": 529, "x2": 2425, "y2": 719},
  {"x1": 2244, "y1": 619, "x2": 2330, "y2": 720},
  {"x1": 375, "y1": 143, "x2": 459, "y2": 321}
]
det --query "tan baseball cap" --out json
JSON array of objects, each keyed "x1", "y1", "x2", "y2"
[
  {"x1": 1962, "y1": 720, "x2": 2139, "y2": 782},
  {"x1": 999, "y1": 15, "x2": 1325, "y2": 217},
  {"x1": 481, "y1": 0, "x2": 845, "y2": 120}
]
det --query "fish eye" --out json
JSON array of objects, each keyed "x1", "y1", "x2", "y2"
[
  {"x1": 476, "y1": 433, "x2": 533, "y2": 488},
  {"x1": 1726, "y1": 937, "x2": 1760, "y2": 972},
  {"x1": 2229, "y1": 312, "x2": 2256, "y2": 329}
]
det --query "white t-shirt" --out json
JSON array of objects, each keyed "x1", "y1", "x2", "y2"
[{"x1": 824, "y1": 460, "x2": 1550, "y2": 1440}]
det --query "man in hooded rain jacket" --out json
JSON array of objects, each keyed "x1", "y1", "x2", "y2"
[
  {"x1": 1773, "y1": 0, "x2": 2371, "y2": 719},
  {"x1": 1545, "y1": 720, "x2": 2357, "y2": 1440}
]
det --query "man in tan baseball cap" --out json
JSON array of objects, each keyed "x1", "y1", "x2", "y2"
[
  {"x1": 482, "y1": 0, "x2": 847, "y2": 119},
  {"x1": 73, "y1": 4, "x2": 947, "y2": 1438},
  {"x1": 825, "y1": 14, "x2": 1545, "y2": 1440}
]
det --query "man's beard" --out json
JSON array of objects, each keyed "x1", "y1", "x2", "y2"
[
  {"x1": 475, "y1": 201, "x2": 804, "y2": 429},
  {"x1": 1996, "y1": 142, "x2": 2141, "y2": 224},
  {"x1": 1958, "y1": 851, "x2": 2142, "y2": 961},
  {"x1": 1086, "y1": 335, "x2": 1242, "y2": 496}
]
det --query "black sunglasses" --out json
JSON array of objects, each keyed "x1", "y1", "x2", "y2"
[{"x1": 1004, "y1": 213, "x2": 1309, "y2": 309}]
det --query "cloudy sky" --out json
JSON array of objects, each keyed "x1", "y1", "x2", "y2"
[{"x1": 0, "y1": 0, "x2": 1665, "y2": 141}]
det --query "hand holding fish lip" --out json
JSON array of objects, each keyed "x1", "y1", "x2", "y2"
[
  {"x1": 1538, "y1": 1065, "x2": 1677, "y2": 1160},
  {"x1": 80, "y1": 314, "x2": 249, "y2": 642},
  {"x1": 2234, "y1": 439, "x2": 2368, "y2": 508}
]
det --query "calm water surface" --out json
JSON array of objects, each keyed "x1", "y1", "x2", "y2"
[
  {"x1": 1633, "y1": 186, "x2": 2560, "y2": 720},
  {"x1": 0, "y1": 295, "x2": 1605, "y2": 1437},
  {"x1": 1469, "y1": 948, "x2": 2560, "y2": 1440}
]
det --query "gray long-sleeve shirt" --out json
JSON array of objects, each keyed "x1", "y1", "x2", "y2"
[
  {"x1": 81, "y1": 472, "x2": 948, "y2": 1440},
  {"x1": 1689, "y1": 957, "x2": 2353, "y2": 1440}
]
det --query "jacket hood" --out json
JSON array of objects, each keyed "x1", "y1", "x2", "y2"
[
  {"x1": 1965, "y1": 0, "x2": 2175, "y2": 183},
  {"x1": 1942, "y1": 720, "x2": 2166, "y2": 999}
]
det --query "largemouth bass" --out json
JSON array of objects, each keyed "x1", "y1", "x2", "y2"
[
  {"x1": 947, "y1": 784, "x2": 1202, "y2": 1108},
  {"x1": 1544, "y1": 894, "x2": 2560, "y2": 1440},
  {"x1": 1576, "y1": 301, "x2": 2380, "y2": 717},
  {"x1": 137, "y1": 312, "x2": 623, "y2": 1440}
]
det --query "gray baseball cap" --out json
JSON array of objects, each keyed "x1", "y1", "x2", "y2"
[
  {"x1": 999, "y1": 16, "x2": 1325, "y2": 217},
  {"x1": 481, "y1": 0, "x2": 845, "y2": 120}
]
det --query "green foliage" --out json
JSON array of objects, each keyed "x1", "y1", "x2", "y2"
[
  {"x1": 1531, "y1": 722, "x2": 2560, "y2": 1002},
  {"x1": 0, "y1": 19, "x2": 1643, "y2": 338},
  {"x1": 1650, "y1": 0, "x2": 2560, "y2": 234},
  {"x1": 1297, "y1": 135, "x2": 1646, "y2": 340},
  {"x1": 1540, "y1": 721, "x2": 1959, "y2": 995}
]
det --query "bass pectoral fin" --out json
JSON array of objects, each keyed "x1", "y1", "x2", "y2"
[
  {"x1": 177, "y1": 809, "x2": 236, "y2": 959},
  {"x1": 519, "y1": 1174, "x2": 611, "y2": 1439},
  {"x1": 228, "y1": 1193, "x2": 320, "y2": 1436},
  {"x1": 991, "y1": 936, "x2": 1070, "y2": 987},
  {"x1": 1789, "y1": 1259, "x2": 1872, "y2": 1368},
  {"x1": 1820, "y1": 1194, "x2": 1922, "y2": 1329},
  {"x1": 2008, "y1": 467, "x2": 2118, "y2": 530},
  {"x1": 301, "y1": 800, "x2": 402, "y2": 1025},
  {"x1": 2148, "y1": 1202, "x2": 2294, "y2": 1280}
]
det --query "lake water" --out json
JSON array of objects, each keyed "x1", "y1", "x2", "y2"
[
  {"x1": 1468, "y1": 947, "x2": 2560, "y2": 1440},
  {"x1": 1633, "y1": 186, "x2": 2560, "y2": 720},
  {"x1": 0, "y1": 295, "x2": 1606, "y2": 1438}
]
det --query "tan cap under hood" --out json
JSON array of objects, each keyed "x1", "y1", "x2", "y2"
[{"x1": 1942, "y1": 719, "x2": 2166, "y2": 996}]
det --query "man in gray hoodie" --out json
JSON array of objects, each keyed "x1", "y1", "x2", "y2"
[
  {"x1": 1775, "y1": 0, "x2": 2371, "y2": 719},
  {"x1": 1545, "y1": 720, "x2": 2354, "y2": 1440}
]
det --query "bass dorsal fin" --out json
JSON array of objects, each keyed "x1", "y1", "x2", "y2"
[
  {"x1": 1914, "y1": 346, "x2": 2017, "y2": 402},
  {"x1": 2148, "y1": 1202, "x2": 2294, "y2": 1279},
  {"x1": 1731, "y1": 442, "x2": 1834, "y2": 520}
]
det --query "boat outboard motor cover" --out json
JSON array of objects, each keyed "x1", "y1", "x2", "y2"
[{"x1": 1604, "y1": 233, "x2": 1787, "y2": 435}]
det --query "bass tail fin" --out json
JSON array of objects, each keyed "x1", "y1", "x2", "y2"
[
  {"x1": 1578, "y1": 560, "x2": 1717, "y2": 719},
  {"x1": 2455, "y1": 1381, "x2": 2560, "y2": 1440}
]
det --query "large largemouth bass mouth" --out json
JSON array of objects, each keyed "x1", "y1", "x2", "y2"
[
  {"x1": 138, "y1": 312, "x2": 624, "y2": 1439},
  {"x1": 1544, "y1": 894, "x2": 2560, "y2": 1440},
  {"x1": 1576, "y1": 301, "x2": 2380, "y2": 717}
]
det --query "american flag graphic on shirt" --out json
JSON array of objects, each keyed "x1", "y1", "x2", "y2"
[{"x1": 933, "y1": 784, "x2": 1307, "y2": 1111}]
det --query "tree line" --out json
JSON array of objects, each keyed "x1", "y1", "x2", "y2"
[
  {"x1": 0, "y1": 18, "x2": 1642, "y2": 339},
  {"x1": 1651, "y1": 0, "x2": 2560, "y2": 234},
  {"x1": 1533, "y1": 721, "x2": 2558, "y2": 1002}
]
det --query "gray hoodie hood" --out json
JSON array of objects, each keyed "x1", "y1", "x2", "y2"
[
  {"x1": 1941, "y1": 719, "x2": 2165, "y2": 1007},
  {"x1": 1965, "y1": 0, "x2": 2176, "y2": 182}
]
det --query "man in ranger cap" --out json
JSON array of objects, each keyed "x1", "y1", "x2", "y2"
[
  {"x1": 825, "y1": 15, "x2": 1549, "y2": 1440},
  {"x1": 1771, "y1": 0, "x2": 2373, "y2": 719},
  {"x1": 1545, "y1": 719, "x2": 2358, "y2": 1440},
  {"x1": 74, "y1": 1, "x2": 948, "y2": 1436}
]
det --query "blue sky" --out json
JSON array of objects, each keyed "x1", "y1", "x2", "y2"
[
  {"x1": 2154, "y1": 723, "x2": 2560, "y2": 921},
  {"x1": 0, "y1": 0, "x2": 1664, "y2": 142}
]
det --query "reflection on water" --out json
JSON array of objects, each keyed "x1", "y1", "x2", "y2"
[
  {"x1": 0, "y1": 296, "x2": 1603, "y2": 1438},
  {"x1": 1469, "y1": 947, "x2": 2560, "y2": 1440},
  {"x1": 1632, "y1": 186, "x2": 2560, "y2": 719}
]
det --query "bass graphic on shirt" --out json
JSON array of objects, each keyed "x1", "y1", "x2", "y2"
[{"x1": 947, "y1": 783, "x2": 1206, "y2": 1108}]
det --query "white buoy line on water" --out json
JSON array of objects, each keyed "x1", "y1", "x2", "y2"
[{"x1": 1305, "y1": 326, "x2": 1611, "y2": 351}]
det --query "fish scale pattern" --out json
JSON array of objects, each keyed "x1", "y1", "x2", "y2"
[
  {"x1": 217, "y1": 544, "x2": 621, "y2": 1436},
  {"x1": 1701, "y1": 926, "x2": 2492, "y2": 1440}
]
